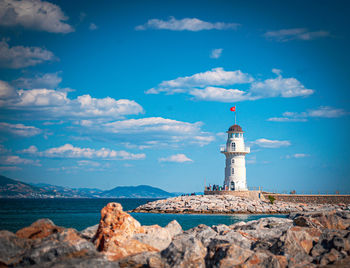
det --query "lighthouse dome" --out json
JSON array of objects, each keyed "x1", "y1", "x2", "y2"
[{"x1": 228, "y1": 124, "x2": 243, "y2": 132}]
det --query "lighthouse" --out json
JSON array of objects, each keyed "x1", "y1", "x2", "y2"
[{"x1": 220, "y1": 123, "x2": 250, "y2": 191}]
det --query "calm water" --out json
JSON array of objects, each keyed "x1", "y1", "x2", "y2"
[{"x1": 0, "y1": 198, "x2": 287, "y2": 232}]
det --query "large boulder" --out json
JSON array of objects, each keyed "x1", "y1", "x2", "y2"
[
  {"x1": 93, "y1": 202, "x2": 157, "y2": 260},
  {"x1": 207, "y1": 243, "x2": 253, "y2": 267},
  {"x1": 19, "y1": 228, "x2": 100, "y2": 266},
  {"x1": 16, "y1": 219, "x2": 64, "y2": 239},
  {"x1": 133, "y1": 224, "x2": 172, "y2": 251},
  {"x1": 161, "y1": 236, "x2": 207, "y2": 268},
  {"x1": 292, "y1": 211, "x2": 350, "y2": 230}
]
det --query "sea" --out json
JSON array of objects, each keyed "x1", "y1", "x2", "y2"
[{"x1": 0, "y1": 198, "x2": 287, "y2": 232}]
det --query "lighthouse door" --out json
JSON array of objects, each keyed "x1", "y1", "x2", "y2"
[{"x1": 230, "y1": 181, "x2": 235, "y2": 190}]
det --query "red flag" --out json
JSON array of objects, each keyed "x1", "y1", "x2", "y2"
[{"x1": 230, "y1": 106, "x2": 236, "y2": 112}]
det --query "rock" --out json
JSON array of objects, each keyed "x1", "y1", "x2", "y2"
[
  {"x1": 319, "y1": 248, "x2": 343, "y2": 265},
  {"x1": 80, "y1": 224, "x2": 98, "y2": 240},
  {"x1": 283, "y1": 226, "x2": 320, "y2": 266},
  {"x1": 133, "y1": 195, "x2": 347, "y2": 214},
  {"x1": 93, "y1": 202, "x2": 157, "y2": 260},
  {"x1": 207, "y1": 243, "x2": 253, "y2": 267},
  {"x1": 182, "y1": 224, "x2": 218, "y2": 247},
  {"x1": 16, "y1": 219, "x2": 64, "y2": 239},
  {"x1": 232, "y1": 217, "x2": 293, "y2": 240},
  {"x1": 117, "y1": 252, "x2": 163, "y2": 268},
  {"x1": 133, "y1": 224, "x2": 172, "y2": 251},
  {"x1": 291, "y1": 211, "x2": 350, "y2": 230},
  {"x1": 94, "y1": 203, "x2": 142, "y2": 250},
  {"x1": 28, "y1": 257, "x2": 121, "y2": 268},
  {"x1": 0, "y1": 230, "x2": 31, "y2": 266},
  {"x1": 243, "y1": 251, "x2": 287, "y2": 268},
  {"x1": 19, "y1": 228, "x2": 99, "y2": 266},
  {"x1": 161, "y1": 236, "x2": 207, "y2": 268},
  {"x1": 212, "y1": 224, "x2": 231, "y2": 235},
  {"x1": 165, "y1": 220, "x2": 183, "y2": 237}
]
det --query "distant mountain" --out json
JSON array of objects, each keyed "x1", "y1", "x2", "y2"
[
  {"x1": 0, "y1": 175, "x2": 176, "y2": 199},
  {"x1": 0, "y1": 175, "x2": 56, "y2": 198},
  {"x1": 101, "y1": 185, "x2": 176, "y2": 198},
  {"x1": 31, "y1": 183, "x2": 104, "y2": 198}
]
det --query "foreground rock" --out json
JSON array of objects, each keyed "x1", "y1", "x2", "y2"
[
  {"x1": 132, "y1": 195, "x2": 349, "y2": 214},
  {"x1": 1, "y1": 202, "x2": 349, "y2": 267}
]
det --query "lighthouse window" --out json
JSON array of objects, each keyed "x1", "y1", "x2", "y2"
[
  {"x1": 231, "y1": 159, "x2": 234, "y2": 164},
  {"x1": 231, "y1": 168, "x2": 234, "y2": 174},
  {"x1": 231, "y1": 142, "x2": 236, "y2": 151}
]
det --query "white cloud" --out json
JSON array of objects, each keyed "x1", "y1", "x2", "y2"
[
  {"x1": 102, "y1": 117, "x2": 214, "y2": 146},
  {"x1": 286, "y1": 153, "x2": 309, "y2": 159},
  {"x1": 159, "y1": 153, "x2": 193, "y2": 163},
  {"x1": 251, "y1": 138, "x2": 291, "y2": 148},
  {"x1": 18, "y1": 145, "x2": 38, "y2": 154},
  {"x1": 103, "y1": 117, "x2": 202, "y2": 134},
  {"x1": 267, "y1": 106, "x2": 347, "y2": 122},
  {"x1": 0, "y1": 39, "x2": 55, "y2": 69},
  {"x1": 0, "y1": 122, "x2": 41, "y2": 137},
  {"x1": 146, "y1": 68, "x2": 253, "y2": 94},
  {"x1": 35, "y1": 144, "x2": 145, "y2": 160},
  {"x1": 190, "y1": 86, "x2": 251, "y2": 102},
  {"x1": 264, "y1": 28, "x2": 330, "y2": 42},
  {"x1": 2, "y1": 155, "x2": 40, "y2": 166},
  {"x1": 135, "y1": 17, "x2": 240, "y2": 31},
  {"x1": 0, "y1": 85, "x2": 144, "y2": 119},
  {"x1": 267, "y1": 117, "x2": 307, "y2": 122},
  {"x1": 75, "y1": 117, "x2": 215, "y2": 148},
  {"x1": 14, "y1": 72, "x2": 62, "y2": 89},
  {"x1": 0, "y1": 80, "x2": 17, "y2": 99},
  {"x1": 210, "y1": 48, "x2": 223, "y2": 59},
  {"x1": 148, "y1": 68, "x2": 313, "y2": 102},
  {"x1": 77, "y1": 160, "x2": 101, "y2": 167},
  {"x1": 0, "y1": 0, "x2": 74, "y2": 33},
  {"x1": 89, "y1": 23, "x2": 98, "y2": 30},
  {"x1": 308, "y1": 106, "x2": 347, "y2": 118},
  {"x1": 250, "y1": 71, "x2": 314, "y2": 98}
]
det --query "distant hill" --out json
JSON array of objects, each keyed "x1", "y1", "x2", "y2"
[
  {"x1": 0, "y1": 175, "x2": 55, "y2": 198},
  {"x1": 101, "y1": 185, "x2": 176, "y2": 198},
  {"x1": 31, "y1": 183, "x2": 104, "y2": 198},
  {"x1": 0, "y1": 175, "x2": 176, "y2": 199}
]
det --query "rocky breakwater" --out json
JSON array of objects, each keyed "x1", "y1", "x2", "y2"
[
  {"x1": 1, "y1": 202, "x2": 350, "y2": 267},
  {"x1": 132, "y1": 195, "x2": 350, "y2": 214}
]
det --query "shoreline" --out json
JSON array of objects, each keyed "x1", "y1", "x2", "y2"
[
  {"x1": 132, "y1": 194, "x2": 350, "y2": 215},
  {"x1": 130, "y1": 209, "x2": 291, "y2": 215}
]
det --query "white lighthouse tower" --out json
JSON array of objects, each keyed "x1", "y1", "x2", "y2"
[{"x1": 221, "y1": 123, "x2": 250, "y2": 191}]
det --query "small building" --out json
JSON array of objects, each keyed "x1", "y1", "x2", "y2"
[{"x1": 220, "y1": 124, "x2": 250, "y2": 191}]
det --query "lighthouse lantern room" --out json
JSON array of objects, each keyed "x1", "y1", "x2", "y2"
[{"x1": 220, "y1": 123, "x2": 250, "y2": 191}]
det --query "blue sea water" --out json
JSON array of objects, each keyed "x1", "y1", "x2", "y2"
[{"x1": 0, "y1": 198, "x2": 287, "y2": 232}]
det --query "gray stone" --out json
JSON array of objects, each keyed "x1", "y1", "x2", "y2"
[
  {"x1": 165, "y1": 220, "x2": 183, "y2": 238},
  {"x1": 79, "y1": 224, "x2": 98, "y2": 240},
  {"x1": 19, "y1": 228, "x2": 99, "y2": 266},
  {"x1": 133, "y1": 225, "x2": 172, "y2": 251},
  {"x1": 0, "y1": 230, "x2": 31, "y2": 266},
  {"x1": 161, "y1": 236, "x2": 207, "y2": 268}
]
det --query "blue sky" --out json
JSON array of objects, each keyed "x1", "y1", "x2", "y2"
[{"x1": 0, "y1": 0, "x2": 349, "y2": 193}]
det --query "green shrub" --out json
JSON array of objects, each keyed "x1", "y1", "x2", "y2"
[{"x1": 268, "y1": 195, "x2": 276, "y2": 204}]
